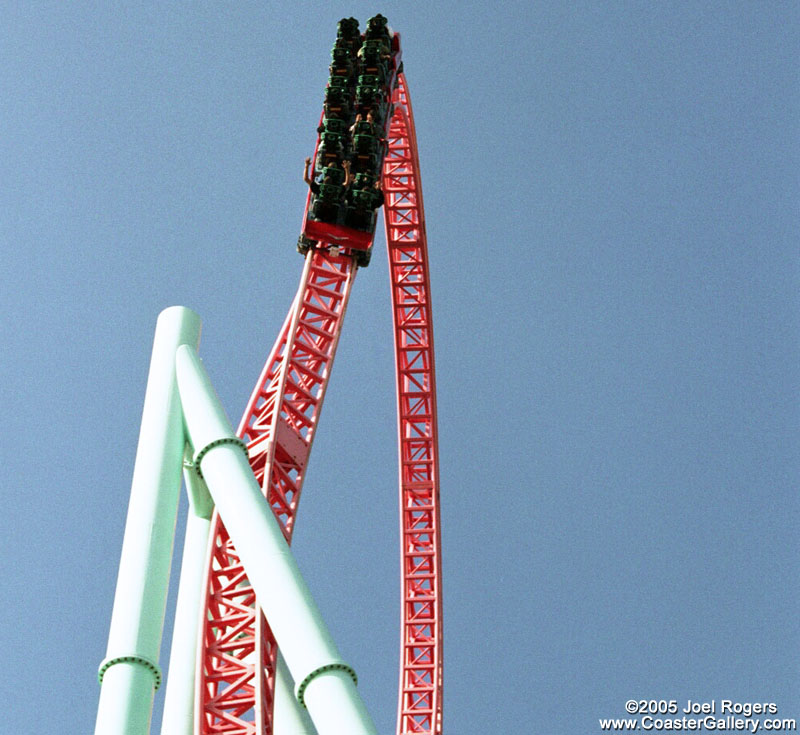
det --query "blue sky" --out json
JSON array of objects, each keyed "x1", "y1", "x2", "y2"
[{"x1": 2, "y1": 3, "x2": 798, "y2": 733}]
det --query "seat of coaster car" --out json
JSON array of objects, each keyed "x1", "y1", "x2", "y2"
[
  {"x1": 357, "y1": 74, "x2": 381, "y2": 88},
  {"x1": 325, "y1": 85, "x2": 348, "y2": 102},
  {"x1": 351, "y1": 120, "x2": 378, "y2": 137},
  {"x1": 356, "y1": 86, "x2": 384, "y2": 110},
  {"x1": 315, "y1": 147, "x2": 344, "y2": 173},
  {"x1": 324, "y1": 101, "x2": 351, "y2": 121},
  {"x1": 352, "y1": 154, "x2": 378, "y2": 175},
  {"x1": 349, "y1": 187, "x2": 382, "y2": 210},
  {"x1": 330, "y1": 49, "x2": 354, "y2": 77},
  {"x1": 358, "y1": 62, "x2": 387, "y2": 85},
  {"x1": 311, "y1": 183, "x2": 343, "y2": 224},
  {"x1": 352, "y1": 133, "x2": 379, "y2": 154},
  {"x1": 344, "y1": 205, "x2": 375, "y2": 233},
  {"x1": 318, "y1": 117, "x2": 348, "y2": 135},
  {"x1": 361, "y1": 36, "x2": 391, "y2": 55},
  {"x1": 328, "y1": 75, "x2": 349, "y2": 92},
  {"x1": 320, "y1": 131, "x2": 346, "y2": 150}
]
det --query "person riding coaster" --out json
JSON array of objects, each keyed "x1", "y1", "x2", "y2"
[
  {"x1": 357, "y1": 41, "x2": 391, "y2": 63},
  {"x1": 304, "y1": 157, "x2": 352, "y2": 225},
  {"x1": 336, "y1": 16, "x2": 361, "y2": 51},
  {"x1": 364, "y1": 14, "x2": 391, "y2": 53},
  {"x1": 349, "y1": 111, "x2": 382, "y2": 137},
  {"x1": 360, "y1": 37, "x2": 391, "y2": 58},
  {"x1": 330, "y1": 44, "x2": 356, "y2": 76},
  {"x1": 344, "y1": 172, "x2": 385, "y2": 231},
  {"x1": 351, "y1": 133, "x2": 380, "y2": 174},
  {"x1": 315, "y1": 137, "x2": 346, "y2": 173},
  {"x1": 323, "y1": 85, "x2": 352, "y2": 121},
  {"x1": 357, "y1": 51, "x2": 389, "y2": 85},
  {"x1": 355, "y1": 84, "x2": 387, "y2": 120}
]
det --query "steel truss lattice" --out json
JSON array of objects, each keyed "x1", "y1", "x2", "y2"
[{"x1": 195, "y1": 73, "x2": 442, "y2": 735}]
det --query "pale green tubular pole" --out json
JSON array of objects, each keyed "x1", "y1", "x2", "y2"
[
  {"x1": 174, "y1": 344, "x2": 378, "y2": 735},
  {"x1": 95, "y1": 306, "x2": 201, "y2": 735},
  {"x1": 159, "y1": 446, "x2": 214, "y2": 735},
  {"x1": 274, "y1": 652, "x2": 318, "y2": 735}
]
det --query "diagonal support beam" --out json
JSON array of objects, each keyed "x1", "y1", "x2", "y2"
[{"x1": 175, "y1": 343, "x2": 377, "y2": 735}]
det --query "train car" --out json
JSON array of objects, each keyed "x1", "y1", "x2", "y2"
[{"x1": 298, "y1": 17, "x2": 402, "y2": 267}]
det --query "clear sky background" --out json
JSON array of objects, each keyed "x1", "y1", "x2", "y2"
[{"x1": 2, "y1": 3, "x2": 798, "y2": 733}]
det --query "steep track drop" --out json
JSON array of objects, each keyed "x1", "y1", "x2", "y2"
[{"x1": 195, "y1": 71, "x2": 442, "y2": 735}]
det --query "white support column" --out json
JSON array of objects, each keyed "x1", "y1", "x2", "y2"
[
  {"x1": 96, "y1": 306, "x2": 202, "y2": 735},
  {"x1": 159, "y1": 447, "x2": 214, "y2": 735},
  {"x1": 274, "y1": 652, "x2": 317, "y2": 735},
  {"x1": 175, "y1": 343, "x2": 377, "y2": 735}
]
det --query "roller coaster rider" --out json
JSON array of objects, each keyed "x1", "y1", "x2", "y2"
[
  {"x1": 344, "y1": 173, "x2": 384, "y2": 230},
  {"x1": 304, "y1": 157, "x2": 352, "y2": 224}
]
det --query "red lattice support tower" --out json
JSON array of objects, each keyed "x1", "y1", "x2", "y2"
[
  {"x1": 383, "y1": 73, "x2": 443, "y2": 735},
  {"x1": 193, "y1": 72, "x2": 442, "y2": 735},
  {"x1": 196, "y1": 250, "x2": 357, "y2": 733}
]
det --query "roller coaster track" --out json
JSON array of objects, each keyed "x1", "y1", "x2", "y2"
[{"x1": 195, "y1": 72, "x2": 442, "y2": 735}]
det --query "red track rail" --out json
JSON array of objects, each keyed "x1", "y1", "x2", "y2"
[
  {"x1": 383, "y1": 74, "x2": 443, "y2": 735},
  {"x1": 194, "y1": 72, "x2": 442, "y2": 735}
]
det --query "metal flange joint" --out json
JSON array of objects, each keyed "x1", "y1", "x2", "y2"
[
  {"x1": 193, "y1": 436, "x2": 248, "y2": 480},
  {"x1": 295, "y1": 661, "x2": 358, "y2": 708},
  {"x1": 98, "y1": 654, "x2": 163, "y2": 690}
]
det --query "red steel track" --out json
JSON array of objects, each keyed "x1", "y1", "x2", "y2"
[{"x1": 195, "y1": 72, "x2": 442, "y2": 735}]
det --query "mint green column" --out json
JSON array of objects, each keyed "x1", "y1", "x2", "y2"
[
  {"x1": 159, "y1": 448, "x2": 213, "y2": 735},
  {"x1": 175, "y1": 343, "x2": 377, "y2": 735},
  {"x1": 96, "y1": 306, "x2": 201, "y2": 735},
  {"x1": 274, "y1": 652, "x2": 317, "y2": 735}
]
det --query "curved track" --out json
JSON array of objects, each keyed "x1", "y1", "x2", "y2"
[{"x1": 195, "y1": 72, "x2": 442, "y2": 735}]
